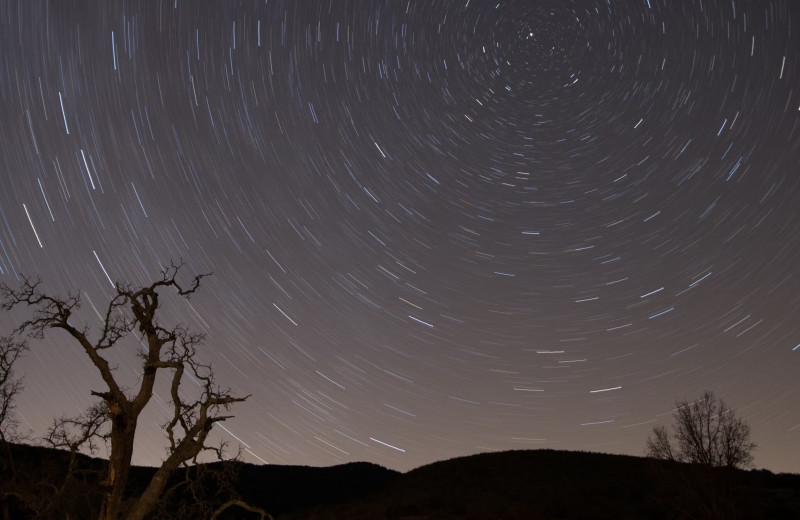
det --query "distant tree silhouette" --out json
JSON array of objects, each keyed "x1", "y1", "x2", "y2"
[
  {"x1": 1, "y1": 336, "x2": 29, "y2": 520},
  {"x1": 0, "y1": 262, "x2": 268, "y2": 520},
  {"x1": 0, "y1": 336, "x2": 27, "y2": 444},
  {"x1": 645, "y1": 390, "x2": 756, "y2": 469}
]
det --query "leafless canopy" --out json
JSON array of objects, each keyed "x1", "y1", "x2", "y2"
[
  {"x1": 645, "y1": 390, "x2": 756, "y2": 469},
  {"x1": 1, "y1": 262, "x2": 251, "y2": 520}
]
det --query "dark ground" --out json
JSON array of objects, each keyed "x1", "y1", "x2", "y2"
[{"x1": 2, "y1": 443, "x2": 799, "y2": 519}]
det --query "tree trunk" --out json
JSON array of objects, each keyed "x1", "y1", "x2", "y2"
[
  {"x1": 123, "y1": 458, "x2": 182, "y2": 520},
  {"x1": 98, "y1": 417, "x2": 136, "y2": 520}
]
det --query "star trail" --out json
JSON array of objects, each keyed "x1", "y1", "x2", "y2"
[{"x1": 1, "y1": 0, "x2": 799, "y2": 473}]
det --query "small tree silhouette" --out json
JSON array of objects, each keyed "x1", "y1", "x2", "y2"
[
  {"x1": 645, "y1": 390, "x2": 756, "y2": 469},
  {"x1": 0, "y1": 262, "x2": 267, "y2": 520},
  {"x1": 0, "y1": 336, "x2": 27, "y2": 444},
  {"x1": 1, "y1": 336, "x2": 29, "y2": 519}
]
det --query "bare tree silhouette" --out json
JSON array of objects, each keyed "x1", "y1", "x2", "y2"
[
  {"x1": 1, "y1": 262, "x2": 260, "y2": 520},
  {"x1": 646, "y1": 390, "x2": 756, "y2": 469},
  {"x1": 0, "y1": 336, "x2": 27, "y2": 444},
  {"x1": 1, "y1": 336, "x2": 30, "y2": 520}
]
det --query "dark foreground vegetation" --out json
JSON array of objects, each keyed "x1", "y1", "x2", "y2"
[{"x1": 2, "y1": 444, "x2": 799, "y2": 520}]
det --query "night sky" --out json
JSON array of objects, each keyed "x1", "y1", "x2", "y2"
[{"x1": 1, "y1": 0, "x2": 799, "y2": 474}]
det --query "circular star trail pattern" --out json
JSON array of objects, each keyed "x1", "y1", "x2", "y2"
[{"x1": 1, "y1": 0, "x2": 799, "y2": 473}]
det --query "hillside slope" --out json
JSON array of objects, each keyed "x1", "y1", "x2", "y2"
[
  {"x1": 281, "y1": 450, "x2": 800, "y2": 520},
  {"x1": 3, "y1": 444, "x2": 799, "y2": 519}
]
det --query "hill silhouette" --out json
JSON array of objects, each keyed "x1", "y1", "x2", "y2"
[
  {"x1": 285, "y1": 450, "x2": 800, "y2": 519},
  {"x1": 2, "y1": 444, "x2": 799, "y2": 519}
]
